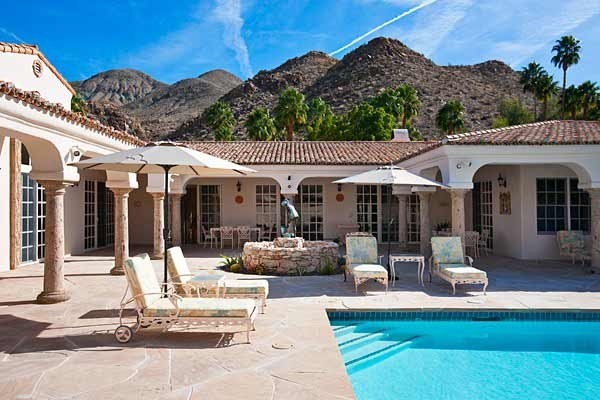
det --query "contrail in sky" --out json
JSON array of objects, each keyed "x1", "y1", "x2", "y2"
[{"x1": 329, "y1": 0, "x2": 440, "y2": 56}]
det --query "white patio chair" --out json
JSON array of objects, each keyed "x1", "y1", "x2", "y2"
[
  {"x1": 201, "y1": 225, "x2": 218, "y2": 248},
  {"x1": 259, "y1": 225, "x2": 273, "y2": 241},
  {"x1": 220, "y1": 226, "x2": 235, "y2": 249},
  {"x1": 237, "y1": 226, "x2": 252, "y2": 248},
  {"x1": 478, "y1": 229, "x2": 490, "y2": 256},
  {"x1": 465, "y1": 231, "x2": 480, "y2": 258}
]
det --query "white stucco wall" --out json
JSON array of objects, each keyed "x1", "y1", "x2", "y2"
[
  {"x1": 0, "y1": 52, "x2": 72, "y2": 109},
  {"x1": 0, "y1": 136, "x2": 10, "y2": 271},
  {"x1": 129, "y1": 175, "x2": 154, "y2": 246}
]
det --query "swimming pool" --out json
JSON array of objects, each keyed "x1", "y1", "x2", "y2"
[{"x1": 329, "y1": 311, "x2": 600, "y2": 400}]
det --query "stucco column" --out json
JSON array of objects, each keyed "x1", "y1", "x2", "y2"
[
  {"x1": 152, "y1": 193, "x2": 165, "y2": 259},
  {"x1": 170, "y1": 193, "x2": 183, "y2": 247},
  {"x1": 110, "y1": 188, "x2": 132, "y2": 275},
  {"x1": 396, "y1": 194, "x2": 408, "y2": 248},
  {"x1": 588, "y1": 189, "x2": 600, "y2": 273},
  {"x1": 417, "y1": 192, "x2": 432, "y2": 258},
  {"x1": 36, "y1": 181, "x2": 70, "y2": 304},
  {"x1": 450, "y1": 189, "x2": 469, "y2": 245},
  {"x1": 9, "y1": 138, "x2": 21, "y2": 270}
]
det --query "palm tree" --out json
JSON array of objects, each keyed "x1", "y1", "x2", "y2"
[
  {"x1": 534, "y1": 73, "x2": 559, "y2": 120},
  {"x1": 204, "y1": 101, "x2": 235, "y2": 141},
  {"x1": 578, "y1": 80, "x2": 598, "y2": 119},
  {"x1": 551, "y1": 35, "x2": 581, "y2": 119},
  {"x1": 435, "y1": 100, "x2": 465, "y2": 136},
  {"x1": 245, "y1": 108, "x2": 278, "y2": 141},
  {"x1": 273, "y1": 88, "x2": 307, "y2": 141},
  {"x1": 396, "y1": 84, "x2": 421, "y2": 128},
  {"x1": 520, "y1": 62, "x2": 544, "y2": 119},
  {"x1": 564, "y1": 85, "x2": 583, "y2": 119},
  {"x1": 71, "y1": 95, "x2": 87, "y2": 116}
]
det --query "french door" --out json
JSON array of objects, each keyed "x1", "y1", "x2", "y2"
[
  {"x1": 473, "y1": 181, "x2": 493, "y2": 249},
  {"x1": 356, "y1": 185, "x2": 402, "y2": 243},
  {"x1": 298, "y1": 184, "x2": 324, "y2": 240},
  {"x1": 407, "y1": 194, "x2": 420, "y2": 243},
  {"x1": 21, "y1": 173, "x2": 46, "y2": 263},
  {"x1": 84, "y1": 180, "x2": 115, "y2": 250},
  {"x1": 199, "y1": 185, "x2": 221, "y2": 230}
]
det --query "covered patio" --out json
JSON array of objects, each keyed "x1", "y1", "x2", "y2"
[{"x1": 1, "y1": 248, "x2": 599, "y2": 399}]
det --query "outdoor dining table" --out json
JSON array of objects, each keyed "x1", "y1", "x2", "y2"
[{"x1": 388, "y1": 253, "x2": 426, "y2": 286}]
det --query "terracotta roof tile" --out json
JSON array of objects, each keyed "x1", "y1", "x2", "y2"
[
  {"x1": 445, "y1": 120, "x2": 600, "y2": 145},
  {"x1": 0, "y1": 42, "x2": 76, "y2": 95},
  {"x1": 0, "y1": 81, "x2": 145, "y2": 147},
  {"x1": 184, "y1": 140, "x2": 440, "y2": 165}
]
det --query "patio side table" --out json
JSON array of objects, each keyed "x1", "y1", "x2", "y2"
[
  {"x1": 388, "y1": 254, "x2": 426, "y2": 286},
  {"x1": 186, "y1": 273, "x2": 226, "y2": 297}
]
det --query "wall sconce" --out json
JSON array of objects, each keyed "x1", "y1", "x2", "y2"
[
  {"x1": 236, "y1": 180, "x2": 242, "y2": 192},
  {"x1": 337, "y1": 183, "x2": 342, "y2": 192},
  {"x1": 497, "y1": 173, "x2": 507, "y2": 188}
]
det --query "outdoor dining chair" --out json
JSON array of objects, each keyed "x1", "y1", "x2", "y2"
[
  {"x1": 220, "y1": 226, "x2": 235, "y2": 248},
  {"x1": 237, "y1": 226, "x2": 252, "y2": 248}
]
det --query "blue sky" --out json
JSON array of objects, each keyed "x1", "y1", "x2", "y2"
[{"x1": 1, "y1": 0, "x2": 599, "y2": 85}]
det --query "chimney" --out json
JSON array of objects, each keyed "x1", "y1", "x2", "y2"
[{"x1": 392, "y1": 129, "x2": 410, "y2": 142}]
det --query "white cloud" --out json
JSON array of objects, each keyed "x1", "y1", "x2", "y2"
[{"x1": 212, "y1": 0, "x2": 253, "y2": 78}]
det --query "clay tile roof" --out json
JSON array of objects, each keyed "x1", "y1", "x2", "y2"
[
  {"x1": 184, "y1": 140, "x2": 440, "y2": 165},
  {"x1": 0, "y1": 81, "x2": 145, "y2": 147},
  {"x1": 0, "y1": 42, "x2": 76, "y2": 95},
  {"x1": 445, "y1": 120, "x2": 600, "y2": 145}
]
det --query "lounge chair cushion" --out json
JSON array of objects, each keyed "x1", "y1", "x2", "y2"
[
  {"x1": 350, "y1": 263, "x2": 388, "y2": 278},
  {"x1": 346, "y1": 236, "x2": 378, "y2": 264},
  {"x1": 167, "y1": 247, "x2": 193, "y2": 285},
  {"x1": 431, "y1": 237, "x2": 464, "y2": 264},
  {"x1": 143, "y1": 297, "x2": 255, "y2": 318},
  {"x1": 221, "y1": 279, "x2": 269, "y2": 296},
  {"x1": 124, "y1": 254, "x2": 162, "y2": 309},
  {"x1": 440, "y1": 265, "x2": 487, "y2": 280}
]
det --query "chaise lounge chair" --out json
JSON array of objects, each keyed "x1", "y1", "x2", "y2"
[
  {"x1": 114, "y1": 253, "x2": 257, "y2": 344},
  {"x1": 166, "y1": 247, "x2": 269, "y2": 313},
  {"x1": 344, "y1": 234, "x2": 388, "y2": 293},
  {"x1": 430, "y1": 236, "x2": 488, "y2": 295},
  {"x1": 556, "y1": 230, "x2": 591, "y2": 265}
]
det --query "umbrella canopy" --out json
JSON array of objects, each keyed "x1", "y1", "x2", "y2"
[
  {"x1": 72, "y1": 142, "x2": 256, "y2": 293},
  {"x1": 73, "y1": 141, "x2": 255, "y2": 175},
  {"x1": 333, "y1": 165, "x2": 446, "y2": 188}
]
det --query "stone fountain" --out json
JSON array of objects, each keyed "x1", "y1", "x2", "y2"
[{"x1": 242, "y1": 237, "x2": 339, "y2": 275}]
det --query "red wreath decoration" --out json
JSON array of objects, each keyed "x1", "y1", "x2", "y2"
[
  {"x1": 336, "y1": 193, "x2": 344, "y2": 202},
  {"x1": 235, "y1": 195, "x2": 244, "y2": 204}
]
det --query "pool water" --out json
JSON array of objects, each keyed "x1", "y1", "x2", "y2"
[{"x1": 331, "y1": 317, "x2": 600, "y2": 400}]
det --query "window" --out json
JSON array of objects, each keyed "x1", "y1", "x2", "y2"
[
  {"x1": 299, "y1": 184, "x2": 323, "y2": 240},
  {"x1": 199, "y1": 185, "x2": 221, "y2": 230},
  {"x1": 36, "y1": 184, "x2": 46, "y2": 259},
  {"x1": 21, "y1": 173, "x2": 36, "y2": 262},
  {"x1": 256, "y1": 184, "x2": 278, "y2": 236},
  {"x1": 569, "y1": 178, "x2": 591, "y2": 232},
  {"x1": 536, "y1": 178, "x2": 589, "y2": 234},
  {"x1": 357, "y1": 185, "x2": 378, "y2": 236},
  {"x1": 407, "y1": 194, "x2": 420, "y2": 243}
]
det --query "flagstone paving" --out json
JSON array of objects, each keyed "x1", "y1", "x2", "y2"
[{"x1": 1, "y1": 247, "x2": 600, "y2": 399}]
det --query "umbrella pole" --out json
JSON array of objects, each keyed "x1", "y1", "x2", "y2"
[
  {"x1": 387, "y1": 184, "x2": 392, "y2": 278},
  {"x1": 162, "y1": 165, "x2": 172, "y2": 296}
]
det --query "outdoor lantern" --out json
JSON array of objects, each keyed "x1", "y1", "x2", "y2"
[
  {"x1": 236, "y1": 180, "x2": 242, "y2": 192},
  {"x1": 498, "y1": 173, "x2": 507, "y2": 188}
]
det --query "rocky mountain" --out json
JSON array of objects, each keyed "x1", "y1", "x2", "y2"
[
  {"x1": 171, "y1": 37, "x2": 534, "y2": 140},
  {"x1": 124, "y1": 69, "x2": 241, "y2": 138},
  {"x1": 171, "y1": 51, "x2": 338, "y2": 140},
  {"x1": 72, "y1": 69, "x2": 241, "y2": 139},
  {"x1": 72, "y1": 69, "x2": 166, "y2": 106}
]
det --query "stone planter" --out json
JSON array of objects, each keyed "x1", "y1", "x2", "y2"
[{"x1": 243, "y1": 237, "x2": 339, "y2": 275}]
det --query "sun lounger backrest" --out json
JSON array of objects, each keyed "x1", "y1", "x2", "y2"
[
  {"x1": 431, "y1": 237, "x2": 464, "y2": 265},
  {"x1": 124, "y1": 254, "x2": 162, "y2": 309},
  {"x1": 556, "y1": 230, "x2": 585, "y2": 253},
  {"x1": 166, "y1": 246, "x2": 192, "y2": 284},
  {"x1": 346, "y1": 235, "x2": 378, "y2": 264}
]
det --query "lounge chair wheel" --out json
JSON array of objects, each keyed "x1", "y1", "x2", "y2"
[{"x1": 114, "y1": 325, "x2": 133, "y2": 343}]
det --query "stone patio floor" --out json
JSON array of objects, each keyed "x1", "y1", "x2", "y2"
[{"x1": 1, "y1": 246, "x2": 600, "y2": 399}]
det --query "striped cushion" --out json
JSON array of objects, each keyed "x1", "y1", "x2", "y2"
[
  {"x1": 124, "y1": 254, "x2": 161, "y2": 309},
  {"x1": 143, "y1": 297, "x2": 255, "y2": 318},
  {"x1": 350, "y1": 263, "x2": 387, "y2": 278},
  {"x1": 441, "y1": 266, "x2": 487, "y2": 280}
]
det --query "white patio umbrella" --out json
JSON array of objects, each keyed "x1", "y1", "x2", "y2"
[
  {"x1": 72, "y1": 142, "x2": 256, "y2": 292},
  {"x1": 333, "y1": 165, "x2": 446, "y2": 269}
]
